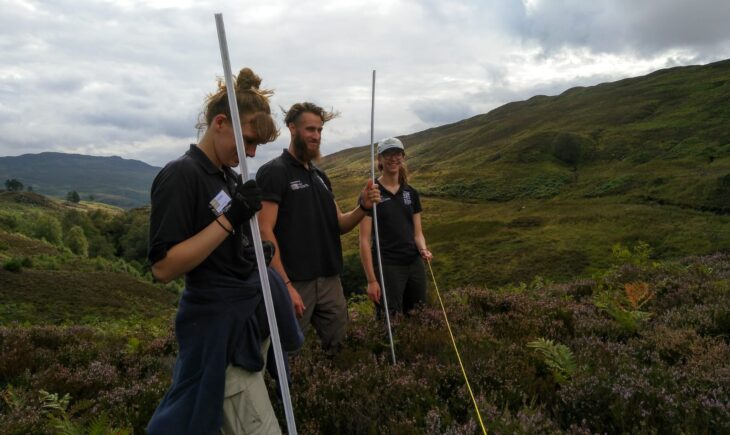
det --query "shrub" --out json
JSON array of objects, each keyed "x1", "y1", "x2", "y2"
[
  {"x1": 3, "y1": 258, "x2": 23, "y2": 272},
  {"x1": 0, "y1": 212, "x2": 19, "y2": 231},
  {"x1": 2, "y1": 257, "x2": 30, "y2": 272},
  {"x1": 64, "y1": 226, "x2": 89, "y2": 257},
  {"x1": 32, "y1": 215, "x2": 63, "y2": 246},
  {"x1": 550, "y1": 132, "x2": 595, "y2": 168}
]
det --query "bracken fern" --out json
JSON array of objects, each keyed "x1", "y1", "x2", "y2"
[{"x1": 526, "y1": 338, "x2": 576, "y2": 383}]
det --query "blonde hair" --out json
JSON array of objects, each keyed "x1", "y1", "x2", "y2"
[{"x1": 198, "y1": 68, "x2": 279, "y2": 143}]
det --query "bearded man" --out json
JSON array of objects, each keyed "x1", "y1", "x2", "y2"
[{"x1": 256, "y1": 102, "x2": 380, "y2": 353}]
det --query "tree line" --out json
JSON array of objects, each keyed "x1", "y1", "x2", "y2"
[{"x1": 5, "y1": 178, "x2": 89, "y2": 204}]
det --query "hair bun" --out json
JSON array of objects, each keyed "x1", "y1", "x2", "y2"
[{"x1": 236, "y1": 68, "x2": 262, "y2": 91}]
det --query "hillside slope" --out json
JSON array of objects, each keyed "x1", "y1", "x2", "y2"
[
  {"x1": 322, "y1": 59, "x2": 730, "y2": 289},
  {"x1": 0, "y1": 268, "x2": 177, "y2": 325},
  {"x1": 324, "y1": 59, "x2": 730, "y2": 211}
]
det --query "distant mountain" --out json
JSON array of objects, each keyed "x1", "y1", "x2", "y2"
[{"x1": 0, "y1": 153, "x2": 160, "y2": 208}]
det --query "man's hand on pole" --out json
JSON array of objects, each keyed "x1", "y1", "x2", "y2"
[{"x1": 360, "y1": 179, "x2": 381, "y2": 210}]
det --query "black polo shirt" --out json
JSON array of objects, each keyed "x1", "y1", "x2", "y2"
[
  {"x1": 370, "y1": 182, "x2": 422, "y2": 265},
  {"x1": 148, "y1": 144, "x2": 255, "y2": 287},
  {"x1": 256, "y1": 150, "x2": 342, "y2": 281}
]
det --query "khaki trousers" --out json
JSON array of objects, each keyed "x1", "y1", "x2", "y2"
[{"x1": 220, "y1": 339, "x2": 281, "y2": 435}]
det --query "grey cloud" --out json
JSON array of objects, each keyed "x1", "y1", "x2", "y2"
[
  {"x1": 1, "y1": 0, "x2": 729, "y2": 168},
  {"x1": 520, "y1": 0, "x2": 730, "y2": 55},
  {"x1": 41, "y1": 75, "x2": 86, "y2": 93},
  {"x1": 82, "y1": 109, "x2": 193, "y2": 139},
  {"x1": 411, "y1": 100, "x2": 476, "y2": 125}
]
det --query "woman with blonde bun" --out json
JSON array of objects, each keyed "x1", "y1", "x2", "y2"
[{"x1": 147, "y1": 68, "x2": 302, "y2": 435}]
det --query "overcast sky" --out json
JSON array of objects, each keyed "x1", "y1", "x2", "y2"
[{"x1": 2, "y1": 0, "x2": 729, "y2": 171}]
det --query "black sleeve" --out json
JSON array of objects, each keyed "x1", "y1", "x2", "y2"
[
  {"x1": 411, "y1": 186, "x2": 423, "y2": 214},
  {"x1": 256, "y1": 161, "x2": 288, "y2": 204},
  {"x1": 147, "y1": 163, "x2": 196, "y2": 265}
]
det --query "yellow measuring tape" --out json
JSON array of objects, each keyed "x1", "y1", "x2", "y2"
[{"x1": 427, "y1": 260, "x2": 488, "y2": 435}]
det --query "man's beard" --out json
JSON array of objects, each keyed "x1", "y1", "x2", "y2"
[{"x1": 293, "y1": 132, "x2": 321, "y2": 163}]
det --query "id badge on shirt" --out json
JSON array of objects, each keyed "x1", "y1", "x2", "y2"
[{"x1": 209, "y1": 189, "x2": 232, "y2": 216}]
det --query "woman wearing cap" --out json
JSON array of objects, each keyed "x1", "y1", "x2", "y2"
[{"x1": 358, "y1": 137, "x2": 433, "y2": 316}]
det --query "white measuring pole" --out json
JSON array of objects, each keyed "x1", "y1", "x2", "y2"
[
  {"x1": 369, "y1": 69, "x2": 397, "y2": 365},
  {"x1": 214, "y1": 13, "x2": 297, "y2": 435}
]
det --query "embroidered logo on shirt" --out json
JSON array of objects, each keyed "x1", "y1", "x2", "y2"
[
  {"x1": 402, "y1": 191, "x2": 412, "y2": 205},
  {"x1": 289, "y1": 180, "x2": 309, "y2": 191}
]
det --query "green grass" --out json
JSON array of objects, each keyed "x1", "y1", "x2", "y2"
[{"x1": 336, "y1": 193, "x2": 730, "y2": 293}]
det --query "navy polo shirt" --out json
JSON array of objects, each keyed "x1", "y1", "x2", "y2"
[
  {"x1": 148, "y1": 144, "x2": 255, "y2": 287},
  {"x1": 256, "y1": 150, "x2": 342, "y2": 281},
  {"x1": 370, "y1": 182, "x2": 423, "y2": 265}
]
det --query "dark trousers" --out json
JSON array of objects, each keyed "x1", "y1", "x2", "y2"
[
  {"x1": 293, "y1": 275, "x2": 348, "y2": 351},
  {"x1": 376, "y1": 257, "x2": 427, "y2": 316}
]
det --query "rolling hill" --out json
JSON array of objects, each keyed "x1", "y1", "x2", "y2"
[
  {"x1": 322, "y1": 59, "x2": 730, "y2": 289},
  {"x1": 324, "y1": 59, "x2": 730, "y2": 210}
]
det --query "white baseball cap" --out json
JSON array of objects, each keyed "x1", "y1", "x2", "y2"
[{"x1": 377, "y1": 137, "x2": 405, "y2": 154}]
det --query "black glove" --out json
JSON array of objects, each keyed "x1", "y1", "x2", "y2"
[
  {"x1": 242, "y1": 240, "x2": 276, "y2": 266},
  {"x1": 224, "y1": 178, "x2": 262, "y2": 228}
]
